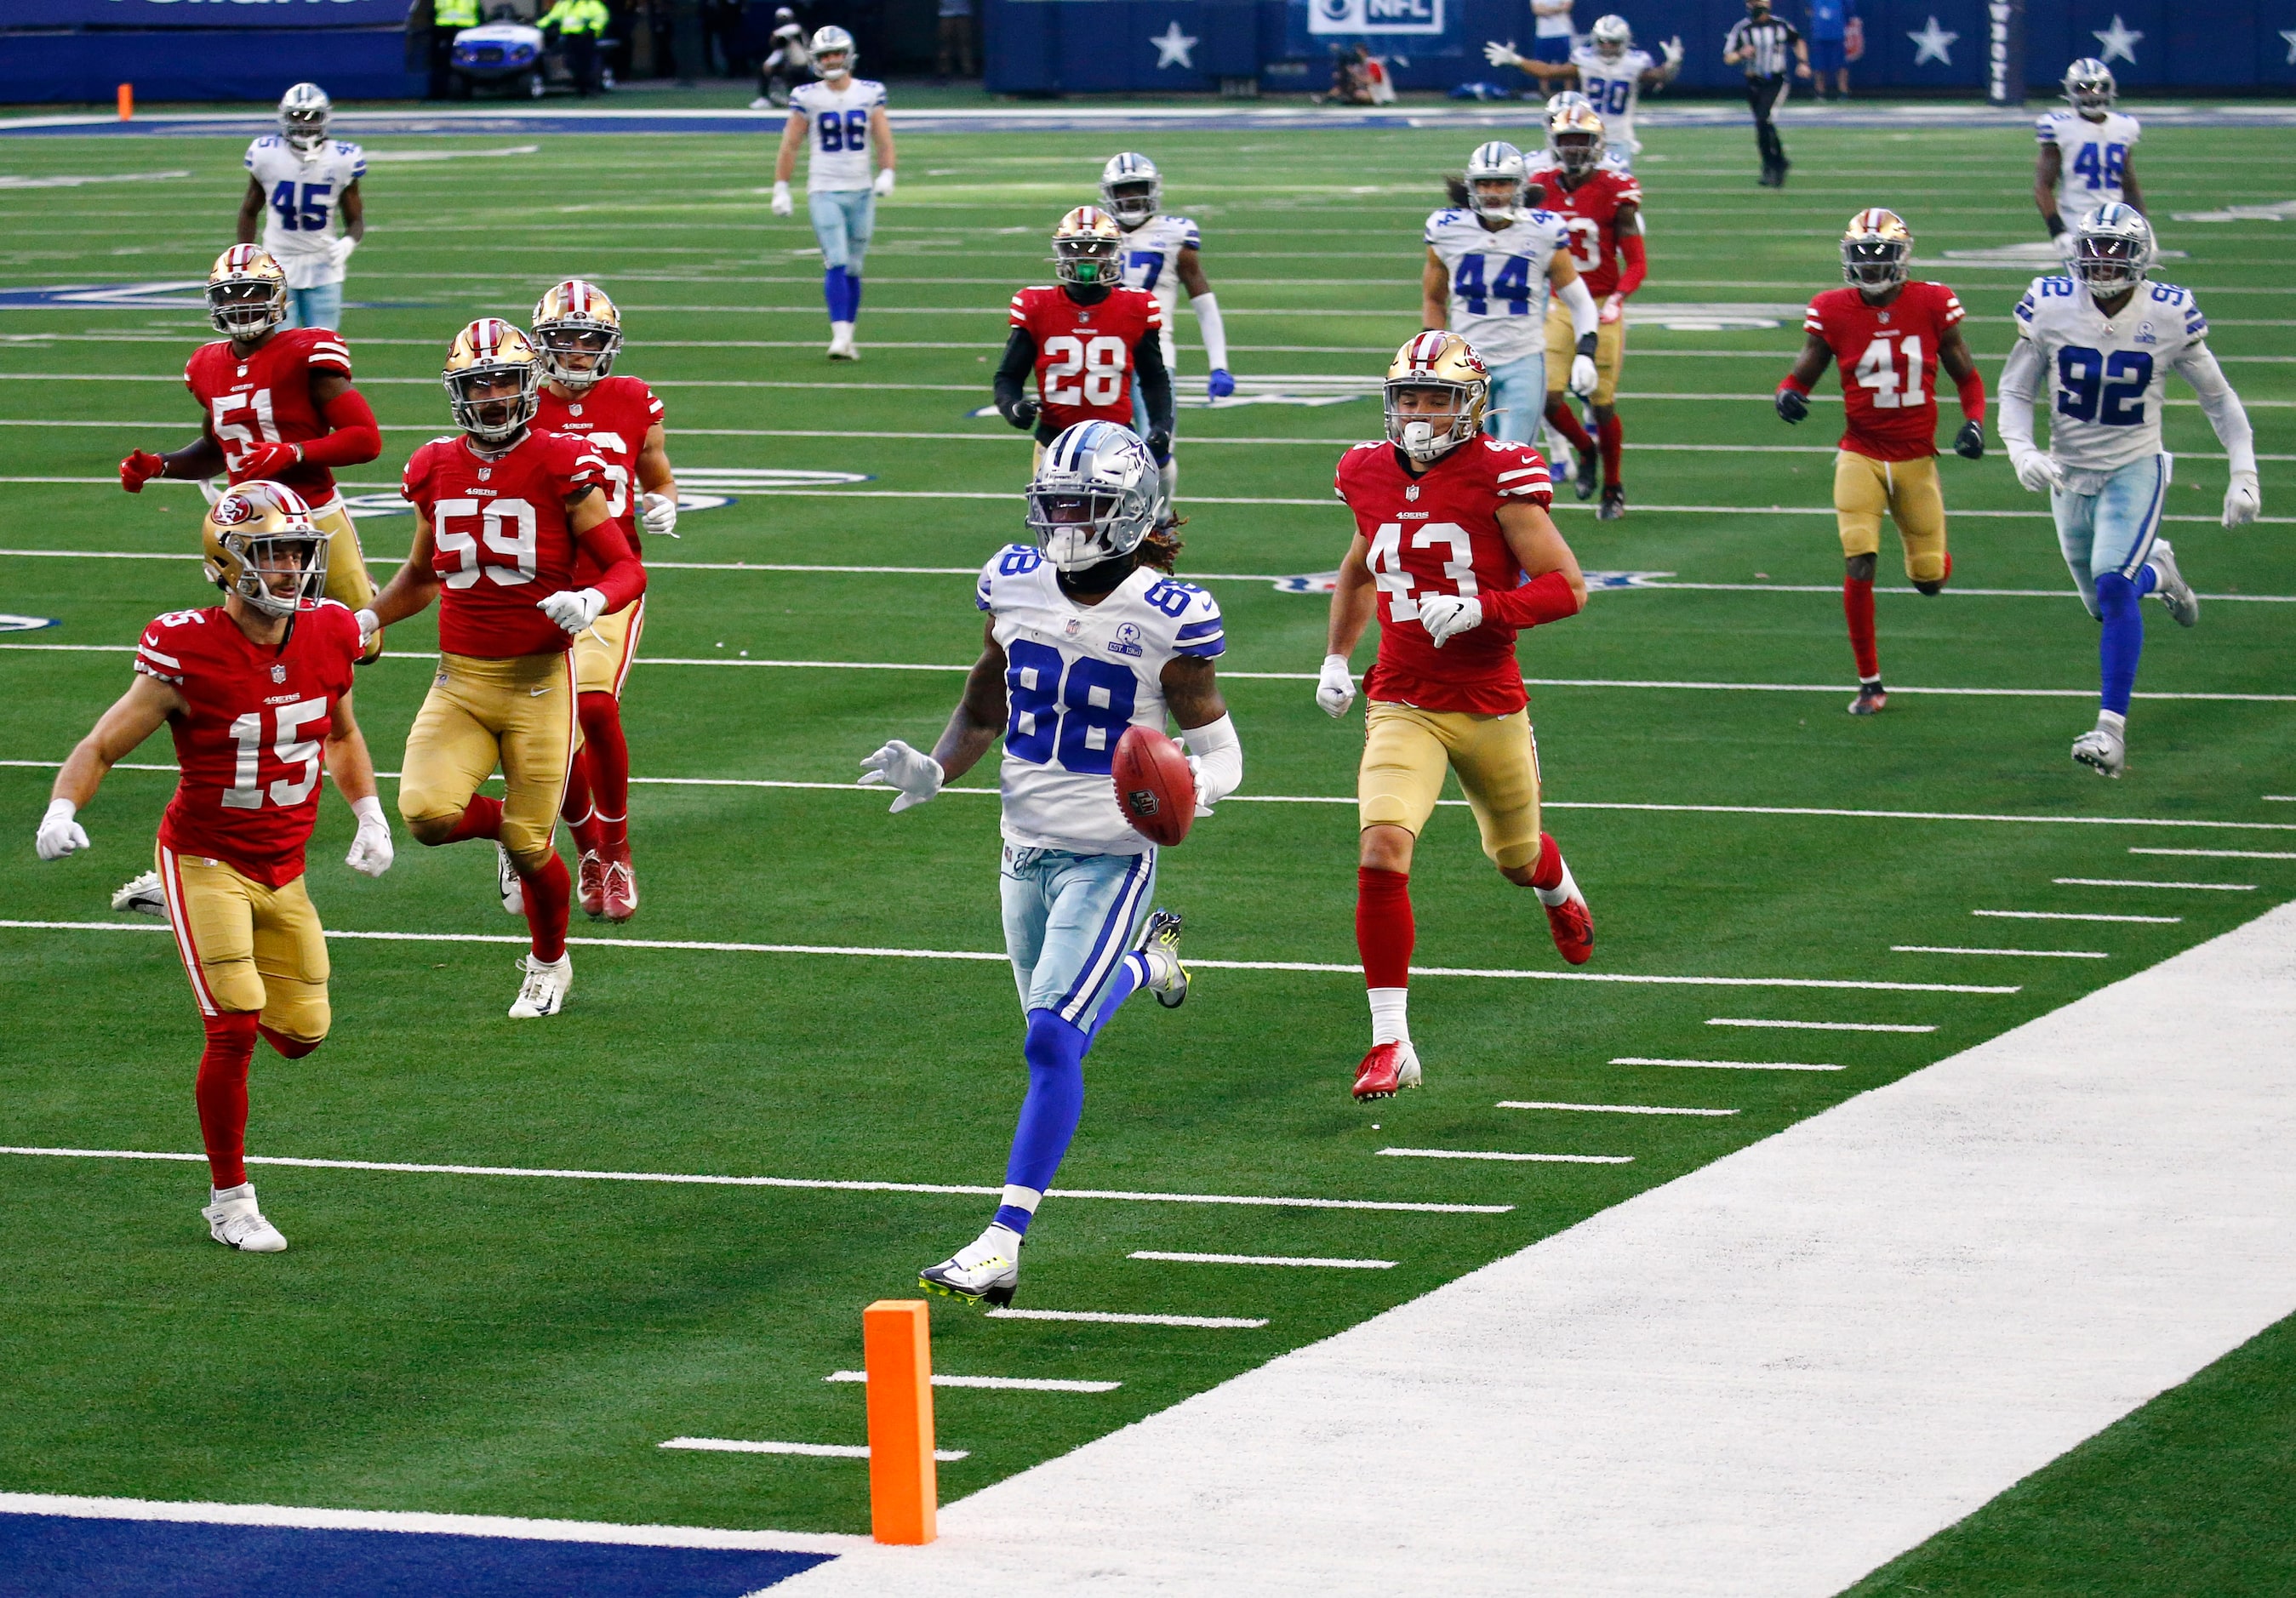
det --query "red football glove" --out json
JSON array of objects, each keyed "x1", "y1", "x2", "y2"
[
  {"x1": 236, "y1": 442, "x2": 303, "y2": 482},
  {"x1": 119, "y1": 450, "x2": 166, "y2": 494}
]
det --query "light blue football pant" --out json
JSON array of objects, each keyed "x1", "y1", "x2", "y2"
[
  {"x1": 285, "y1": 281, "x2": 343, "y2": 332},
  {"x1": 2053, "y1": 453, "x2": 2171, "y2": 619},
  {"x1": 808, "y1": 187, "x2": 877, "y2": 272},
  {"x1": 1482, "y1": 350, "x2": 1547, "y2": 444},
  {"x1": 999, "y1": 843, "x2": 1158, "y2": 1025}
]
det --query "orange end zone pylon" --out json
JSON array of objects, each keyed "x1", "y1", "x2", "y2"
[
  {"x1": 863, "y1": 1298, "x2": 938, "y2": 1544},
  {"x1": 117, "y1": 84, "x2": 134, "y2": 121}
]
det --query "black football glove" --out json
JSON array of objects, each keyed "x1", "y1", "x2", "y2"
[
  {"x1": 1001, "y1": 396, "x2": 1039, "y2": 431},
  {"x1": 1146, "y1": 429, "x2": 1172, "y2": 463},
  {"x1": 1773, "y1": 386, "x2": 1808, "y2": 425},
  {"x1": 1954, "y1": 418, "x2": 1985, "y2": 460}
]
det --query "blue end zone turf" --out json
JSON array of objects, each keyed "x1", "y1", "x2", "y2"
[{"x1": 0, "y1": 1512, "x2": 834, "y2": 1596}]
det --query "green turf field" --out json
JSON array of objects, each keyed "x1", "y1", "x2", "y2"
[{"x1": 0, "y1": 114, "x2": 2291, "y2": 1555}]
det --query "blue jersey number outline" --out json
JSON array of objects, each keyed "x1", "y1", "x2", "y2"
[{"x1": 1003, "y1": 638, "x2": 1138, "y2": 775}]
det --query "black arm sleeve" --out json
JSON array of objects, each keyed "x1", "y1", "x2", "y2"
[
  {"x1": 1134, "y1": 331, "x2": 1174, "y2": 439},
  {"x1": 993, "y1": 326, "x2": 1037, "y2": 419}
]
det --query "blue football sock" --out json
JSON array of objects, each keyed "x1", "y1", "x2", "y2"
[
  {"x1": 823, "y1": 265, "x2": 848, "y2": 321},
  {"x1": 1083, "y1": 951, "x2": 1148, "y2": 1042},
  {"x1": 999, "y1": 1009, "x2": 1088, "y2": 1231},
  {"x1": 847, "y1": 275, "x2": 863, "y2": 318},
  {"x1": 2094, "y1": 570, "x2": 2144, "y2": 716},
  {"x1": 2134, "y1": 562, "x2": 2159, "y2": 596}
]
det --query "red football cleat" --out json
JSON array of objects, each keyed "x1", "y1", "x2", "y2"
[
  {"x1": 1545, "y1": 890, "x2": 1594, "y2": 966},
  {"x1": 576, "y1": 849, "x2": 607, "y2": 920},
  {"x1": 601, "y1": 844, "x2": 639, "y2": 924},
  {"x1": 1352, "y1": 1041, "x2": 1423, "y2": 1102}
]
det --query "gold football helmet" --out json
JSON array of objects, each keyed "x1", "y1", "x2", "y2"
[
  {"x1": 203, "y1": 479, "x2": 327, "y2": 619},
  {"x1": 1052, "y1": 205, "x2": 1124, "y2": 288},
  {"x1": 1841, "y1": 208, "x2": 1914, "y2": 292},
  {"x1": 1385, "y1": 331, "x2": 1488, "y2": 462},
  {"x1": 1548, "y1": 102, "x2": 1608, "y2": 178},
  {"x1": 206, "y1": 244, "x2": 288, "y2": 340},
  {"x1": 443, "y1": 317, "x2": 542, "y2": 446},
  {"x1": 531, "y1": 277, "x2": 624, "y2": 394}
]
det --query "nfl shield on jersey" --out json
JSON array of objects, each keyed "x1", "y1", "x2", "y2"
[
  {"x1": 400, "y1": 430, "x2": 611, "y2": 658},
  {"x1": 1571, "y1": 46, "x2": 1654, "y2": 154},
  {"x1": 243, "y1": 135, "x2": 366, "y2": 289},
  {"x1": 1425, "y1": 208, "x2": 1572, "y2": 366},
  {"x1": 2036, "y1": 110, "x2": 2141, "y2": 225},
  {"x1": 2013, "y1": 273, "x2": 2207, "y2": 479},
  {"x1": 1116, "y1": 213, "x2": 1200, "y2": 368},
  {"x1": 976, "y1": 544, "x2": 1224, "y2": 856},
  {"x1": 791, "y1": 77, "x2": 888, "y2": 191},
  {"x1": 184, "y1": 327, "x2": 355, "y2": 503},
  {"x1": 1803, "y1": 282, "x2": 1966, "y2": 462}
]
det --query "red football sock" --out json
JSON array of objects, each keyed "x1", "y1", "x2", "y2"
[
  {"x1": 196, "y1": 1010, "x2": 260, "y2": 1189},
  {"x1": 518, "y1": 851, "x2": 573, "y2": 962},
  {"x1": 578, "y1": 692, "x2": 631, "y2": 849},
  {"x1": 560, "y1": 750, "x2": 603, "y2": 856},
  {"x1": 1529, "y1": 831, "x2": 1565, "y2": 893},
  {"x1": 1355, "y1": 866, "x2": 1414, "y2": 990},
  {"x1": 1543, "y1": 399, "x2": 1596, "y2": 454},
  {"x1": 258, "y1": 1025, "x2": 321, "y2": 1061},
  {"x1": 1597, "y1": 414, "x2": 1625, "y2": 488},
  {"x1": 444, "y1": 794, "x2": 503, "y2": 844},
  {"x1": 1843, "y1": 576, "x2": 1880, "y2": 680}
]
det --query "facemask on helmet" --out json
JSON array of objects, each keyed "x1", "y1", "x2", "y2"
[
  {"x1": 1099, "y1": 153, "x2": 1162, "y2": 228},
  {"x1": 531, "y1": 279, "x2": 624, "y2": 394},
  {"x1": 278, "y1": 83, "x2": 330, "y2": 157},
  {"x1": 1052, "y1": 206, "x2": 1124, "y2": 287},
  {"x1": 1025, "y1": 422, "x2": 1159, "y2": 574},
  {"x1": 2072, "y1": 207, "x2": 2153, "y2": 297},
  {"x1": 203, "y1": 481, "x2": 328, "y2": 619},
  {"x1": 205, "y1": 246, "x2": 288, "y2": 341},
  {"x1": 1383, "y1": 333, "x2": 1488, "y2": 464},
  {"x1": 1463, "y1": 141, "x2": 1525, "y2": 220},
  {"x1": 2064, "y1": 57, "x2": 2115, "y2": 113},
  {"x1": 443, "y1": 319, "x2": 543, "y2": 448},
  {"x1": 1840, "y1": 208, "x2": 1913, "y2": 292}
]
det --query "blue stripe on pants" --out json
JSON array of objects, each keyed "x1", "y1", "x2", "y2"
[{"x1": 999, "y1": 845, "x2": 1157, "y2": 1026}]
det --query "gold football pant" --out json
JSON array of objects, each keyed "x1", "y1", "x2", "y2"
[
  {"x1": 1834, "y1": 450, "x2": 1947, "y2": 584},
  {"x1": 399, "y1": 650, "x2": 577, "y2": 871},
  {"x1": 1545, "y1": 303, "x2": 1625, "y2": 406},
  {"x1": 573, "y1": 596, "x2": 645, "y2": 698},
  {"x1": 1358, "y1": 700, "x2": 1544, "y2": 871},
  {"x1": 308, "y1": 496, "x2": 381, "y2": 661},
  {"x1": 156, "y1": 841, "x2": 330, "y2": 1042}
]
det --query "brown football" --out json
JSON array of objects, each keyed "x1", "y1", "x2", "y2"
[{"x1": 1112, "y1": 725, "x2": 1196, "y2": 848}]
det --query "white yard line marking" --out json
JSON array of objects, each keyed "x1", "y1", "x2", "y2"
[
  {"x1": 2054, "y1": 877, "x2": 2258, "y2": 892},
  {"x1": 1973, "y1": 909, "x2": 2181, "y2": 923},
  {"x1": 2128, "y1": 848, "x2": 2296, "y2": 860},
  {"x1": 823, "y1": 1371, "x2": 1120, "y2": 1393},
  {"x1": 1379, "y1": 1148, "x2": 1636, "y2": 1165},
  {"x1": 1498, "y1": 1100, "x2": 1740, "y2": 1116},
  {"x1": 660, "y1": 1437, "x2": 969, "y2": 1461},
  {"x1": 0, "y1": 1144, "x2": 1506, "y2": 1215},
  {"x1": 1707, "y1": 1019, "x2": 1938, "y2": 1033},
  {"x1": 1890, "y1": 945, "x2": 2110, "y2": 959},
  {"x1": 1613, "y1": 1056, "x2": 1844, "y2": 1071},
  {"x1": 1128, "y1": 1251, "x2": 1398, "y2": 1270},
  {"x1": 985, "y1": 1309, "x2": 1269, "y2": 1330}
]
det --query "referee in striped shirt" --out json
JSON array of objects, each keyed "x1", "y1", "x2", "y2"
[{"x1": 1723, "y1": 0, "x2": 1812, "y2": 187}]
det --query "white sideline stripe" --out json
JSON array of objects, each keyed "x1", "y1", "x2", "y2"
[
  {"x1": 2055, "y1": 877, "x2": 2258, "y2": 891},
  {"x1": 660, "y1": 1437, "x2": 968, "y2": 1461},
  {"x1": 1613, "y1": 1057, "x2": 1843, "y2": 1072},
  {"x1": 823, "y1": 1371, "x2": 1120, "y2": 1393},
  {"x1": 1129, "y1": 1251, "x2": 1397, "y2": 1270},
  {"x1": 2128, "y1": 848, "x2": 2296, "y2": 860},
  {"x1": 1708, "y1": 1019, "x2": 1937, "y2": 1034},
  {"x1": 1499, "y1": 1100, "x2": 1740, "y2": 1116},
  {"x1": 1379, "y1": 1148, "x2": 1636, "y2": 1166},
  {"x1": 1974, "y1": 909, "x2": 2181, "y2": 924},
  {"x1": 0, "y1": 1144, "x2": 1508, "y2": 1216},
  {"x1": 1892, "y1": 945, "x2": 2109, "y2": 959},
  {"x1": 985, "y1": 1309, "x2": 1268, "y2": 1330},
  {"x1": 0, "y1": 921, "x2": 2016, "y2": 994}
]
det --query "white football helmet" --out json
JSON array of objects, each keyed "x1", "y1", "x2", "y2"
[
  {"x1": 2072, "y1": 203, "x2": 2153, "y2": 296},
  {"x1": 2064, "y1": 56, "x2": 2116, "y2": 113},
  {"x1": 1099, "y1": 151, "x2": 1162, "y2": 229},
  {"x1": 811, "y1": 25, "x2": 855, "y2": 77},
  {"x1": 278, "y1": 83, "x2": 330, "y2": 157},
  {"x1": 1545, "y1": 89, "x2": 1595, "y2": 117},
  {"x1": 1590, "y1": 14, "x2": 1632, "y2": 60},
  {"x1": 1463, "y1": 140, "x2": 1526, "y2": 219},
  {"x1": 1025, "y1": 422, "x2": 1159, "y2": 573}
]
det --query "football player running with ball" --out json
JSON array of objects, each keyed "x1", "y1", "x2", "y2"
[
  {"x1": 1999, "y1": 205, "x2": 2259, "y2": 777},
  {"x1": 1775, "y1": 209, "x2": 1986, "y2": 715},
  {"x1": 360, "y1": 321, "x2": 646, "y2": 1018},
  {"x1": 997, "y1": 208, "x2": 1175, "y2": 496},
  {"x1": 1101, "y1": 151, "x2": 1235, "y2": 512},
  {"x1": 860, "y1": 421, "x2": 1241, "y2": 1308},
  {"x1": 1322, "y1": 333, "x2": 1594, "y2": 1104},
  {"x1": 35, "y1": 482, "x2": 393, "y2": 1253},
  {"x1": 769, "y1": 26, "x2": 895, "y2": 361},
  {"x1": 529, "y1": 279, "x2": 677, "y2": 923}
]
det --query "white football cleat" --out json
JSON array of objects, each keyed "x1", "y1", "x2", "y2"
[
  {"x1": 508, "y1": 952, "x2": 572, "y2": 1019},
  {"x1": 203, "y1": 1183, "x2": 286, "y2": 1253},
  {"x1": 827, "y1": 324, "x2": 858, "y2": 361},
  {"x1": 1137, "y1": 907, "x2": 1189, "y2": 1008},
  {"x1": 497, "y1": 844, "x2": 524, "y2": 916},
  {"x1": 2148, "y1": 539, "x2": 2199, "y2": 628},
  {"x1": 918, "y1": 1227, "x2": 1021, "y2": 1307},
  {"x1": 2071, "y1": 724, "x2": 2126, "y2": 778},
  {"x1": 111, "y1": 870, "x2": 168, "y2": 918}
]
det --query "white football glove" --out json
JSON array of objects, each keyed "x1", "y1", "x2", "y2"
[
  {"x1": 1418, "y1": 593, "x2": 1483, "y2": 648},
  {"x1": 872, "y1": 167, "x2": 896, "y2": 197},
  {"x1": 1661, "y1": 35, "x2": 1684, "y2": 66},
  {"x1": 2223, "y1": 471, "x2": 2261, "y2": 528},
  {"x1": 328, "y1": 235, "x2": 358, "y2": 271},
  {"x1": 345, "y1": 795, "x2": 394, "y2": 878},
  {"x1": 771, "y1": 180, "x2": 794, "y2": 217},
  {"x1": 354, "y1": 607, "x2": 380, "y2": 651},
  {"x1": 640, "y1": 490, "x2": 680, "y2": 539},
  {"x1": 539, "y1": 586, "x2": 608, "y2": 635},
  {"x1": 1570, "y1": 354, "x2": 1598, "y2": 397},
  {"x1": 35, "y1": 797, "x2": 89, "y2": 861},
  {"x1": 2011, "y1": 449, "x2": 2065, "y2": 494},
  {"x1": 858, "y1": 739, "x2": 944, "y2": 813},
  {"x1": 1316, "y1": 653, "x2": 1356, "y2": 718},
  {"x1": 1483, "y1": 39, "x2": 1523, "y2": 66}
]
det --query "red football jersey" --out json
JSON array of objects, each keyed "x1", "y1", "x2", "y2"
[
  {"x1": 1008, "y1": 284, "x2": 1163, "y2": 433},
  {"x1": 1804, "y1": 282, "x2": 1966, "y2": 462},
  {"x1": 1335, "y1": 436, "x2": 1555, "y2": 716},
  {"x1": 1529, "y1": 168, "x2": 1643, "y2": 299},
  {"x1": 183, "y1": 327, "x2": 355, "y2": 504},
  {"x1": 400, "y1": 429, "x2": 611, "y2": 659},
  {"x1": 140, "y1": 599, "x2": 363, "y2": 888},
  {"x1": 533, "y1": 374, "x2": 665, "y2": 585}
]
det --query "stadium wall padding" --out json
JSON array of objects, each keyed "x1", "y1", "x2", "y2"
[{"x1": 0, "y1": 28, "x2": 420, "y2": 105}]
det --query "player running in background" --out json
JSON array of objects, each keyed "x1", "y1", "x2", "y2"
[
  {"x1": 35, "y1": 482, "x2": 393, "y2": 1253},
  {"x1": 1527, "y1": 103, "x2": 1645, "y2": 519},
  {"x1": 1484, "y1": 15, "x2": 1682, "y2": 166},
  {"x1": 769, "y1": 27, "x2": 895, "y2": 361},
  {"x1": 2036, "y1": 59, "x2": 2144, "y2": 259},
  {"x1": 360, "y1": 320, "x2": 645, "y2": 1018},
  {"x1": 1427, "y1": 142, "x2": 1599, "y2": 448},
  {"x1": 1775, "y1": 209, "x2": 1985, "y2": 715},
  {"x1": 997, "y1": 208, "x2": 1175, "y2": 495},
  {"x1": 235, "y1": 84, "x2": 363, "y2": 333},
  {"x1": 1998, "y1": 205, "x2": 2259, "y2": 777},
  {"x1": 529, "y1": 279, "x2": 677, "y2": 924},
  {"x1": 859, "y1": 420, "x2": 1240, "y2": 1307},
  {"x1": 1101, "y1": 152, "x2": 1235, "y2": 513},
  {"x1": 1320, "y1": 333, "x2": 1595, "y2": 1104}
]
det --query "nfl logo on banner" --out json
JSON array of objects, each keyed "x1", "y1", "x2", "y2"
[{"x1": 1311, "y1": 0, "x2": 1445, "y2": 35}]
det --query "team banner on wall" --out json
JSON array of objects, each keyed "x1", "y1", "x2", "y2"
[
  {"x1": 5, "y1": 0, "x2": 403, "y2": 27},
  {"x1": 1306, "y1": 0, "x2": 1446, "y2": 36}
]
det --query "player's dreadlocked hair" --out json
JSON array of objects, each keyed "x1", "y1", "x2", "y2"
[
  {"x1": 1140, "y1": 515, "x2": 1185, "y2": 573},
  {"x1": 1444, "y1": 174, "x2": 1472, "y2": 209}
]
